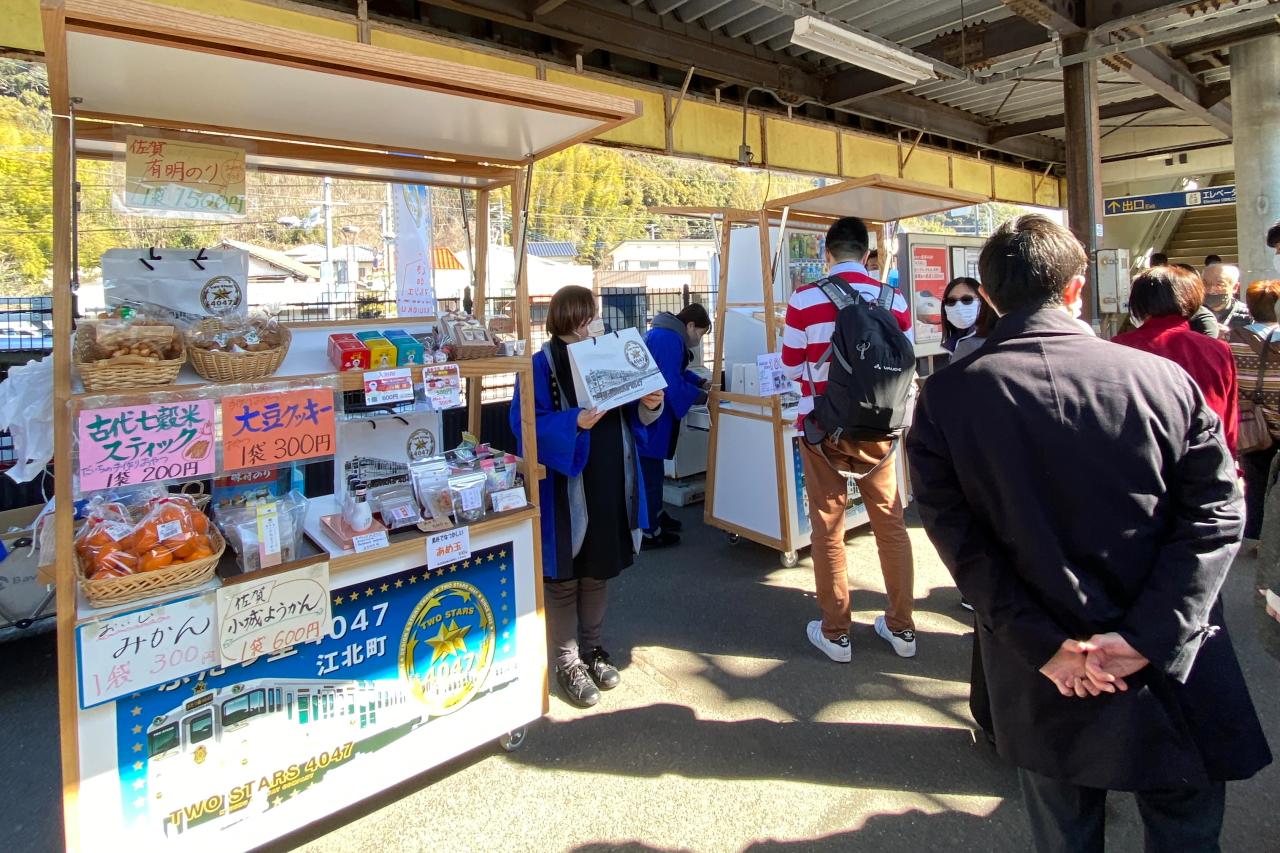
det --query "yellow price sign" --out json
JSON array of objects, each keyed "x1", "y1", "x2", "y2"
[{"x1": 124, "y1": 135, "x2": 247, "y2": 218}]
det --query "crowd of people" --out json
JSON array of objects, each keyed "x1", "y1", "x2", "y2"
[{"x1": 511, "y1": 215, "x2": 1280, "y2": 851}]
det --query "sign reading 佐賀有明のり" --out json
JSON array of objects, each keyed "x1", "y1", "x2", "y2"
[
  {"x1": 123, "y1": 135, "x2": 247, "y2": 218},
  {"x1": 221, "y1": 389, "x2": 336, "y2": 471},
  {"x1": 77, "y1": 401, "x2": 216, "y2": 492},
  {"x1": 1103, "y1": 184, "x2": 1236, "y2": 216},
  {"x1": 95, "y1": 542, "x2": 519, "y2": 843},
  {"x1": 910, "y1": 245, "x2": 949, "y2": 347},
  {"x1": 216, "y1": 562, "x2": 331, "y2": 665}
]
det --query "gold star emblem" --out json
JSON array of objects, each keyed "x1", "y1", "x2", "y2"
[
  {"x1": 488, "y1": 553, "x2": 496, "y2": 561},
  {"x1": 408, "y1": 575, "x2": 417, "y2": 584},
  {"x1": 289, "y1": 789, "x2": 300, "y2": 799},
  {"x1": 132, "y1": 724, "x2": 142, "y2": 734},
  {"x1": 499, "y1": 549, "x2": 508, "y2": 558},
  {"x1": 380, "y1": 583, "x2": 389, "y2": 593},
  {"x1": 133, "y1": 778, "x2": 146, "y2": 791},
  {"x1": 499, "y1": 562, "x2": 508, "y2": 572},
  {"x1": 500, "y1": 577, "x2": 508, "y2": 585},
  {"x1": 269, "y1": 796, "x2": 279, "y2": 808},
  {"x1": 502, "y1": 617, "x2": 510, "y2": 625},
  {"x1": 130, "y1": 706, "x2": 142, "y2": 717},
  {"x1": 435, "y1": 569, "x2": 445, "y2": 577},
  {"x1": 365, "y1": 587, "x2": 375, "y2": 597},
  {"x1": 449, "y1": 565, "x2": 458, "y2": 573},
  {"x1": 501, "y1": 605, "x2": 508, "y2": 612},
  {"x1": 349, "y1": 589, "x2": 360, "y2": 600},
  {"x1": 426, "y1": 620, "x2": 472, "y2": 666},
  {"x1": 501, "y1": 590, "x2": 507, "y2": 598},
  {"x1": 421, "y1": 572, "x2": 430, "y2": 582},
  {"x1": 463, "y1": 560, "x2": 471, "y2": 569},
  {"x1": 133, "y1": 761, "x2": 143, "y2": 772},
  {"x1": 334, "y1": 595, "x2": 345, "y2": 606},
  {"x1": 394, "y1": 579, "x2": 404, "y2": 588},
  {"x1": 132, "y1": 743, "x2": 142, "y2": 753}
]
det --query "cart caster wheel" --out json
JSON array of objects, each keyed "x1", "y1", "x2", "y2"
[
  {"x1": 499, "y1": 726, "x2": 528, "y2": 752},
  {"x1": 780, "y1": 551, "x2": 799, "y2": 568},
  {"x1": 727, "y1": 533, "x2": 741, "y2": 545}
]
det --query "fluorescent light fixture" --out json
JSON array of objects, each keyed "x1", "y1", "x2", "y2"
[{"x1": 791, "y1": 17, "x2": 935, "y2": 85}]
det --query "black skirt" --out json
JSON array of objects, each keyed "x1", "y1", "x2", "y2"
[{"x1": 572, "y1": 405, "x2": 633, "y2": 580}]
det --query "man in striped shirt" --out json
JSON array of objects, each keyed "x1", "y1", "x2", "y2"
[{"x1": 782, "y1": 216, "x2": 917, "y2": 663}]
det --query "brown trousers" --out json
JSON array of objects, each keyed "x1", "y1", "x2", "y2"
[{"x1": 800, "y1": 435, "x2": 915, "y2": 639}]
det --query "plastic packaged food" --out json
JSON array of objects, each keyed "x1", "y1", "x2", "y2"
[
  {"x1": 410, "y1": 457, "x2": 453, "y2": 521},
  {"x1": 75, "y1": 493, "x2": 214, "y2": 580},
  {"x1": 218, "y1": 491, "x2": 308, "y2": 573},
  {"x1": 448, "y1": 472, "x2": 487, "y2": 523},
  {"x1": 367, "y1": 483, "x2": 421, "y2": 530}
]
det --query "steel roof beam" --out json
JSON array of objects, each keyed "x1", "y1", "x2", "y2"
[
  {"x1": 989, "y1": 93, "x2": 1168, "y2": 140},
  {"x1": 850, "y1": 92, "x2": 1065, "y2": 161},
  {"x1": 1104, "y1": 49, "x2": 1233, "y2": 136}
]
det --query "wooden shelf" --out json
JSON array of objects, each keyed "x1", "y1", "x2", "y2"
[{"x1": 71, "y1": 320, "x2": 531, "y2": 405}]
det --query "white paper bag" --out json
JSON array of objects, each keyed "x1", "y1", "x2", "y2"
[
  {"x1": 567, "y1": 328, "x2": 668, "y2": 412},
  {"x1": 101, "y1": 248, "x2": 249, "y2": 324},
  {"x1": 334, "y1": 409, "x2": 444, "y2": 493}
]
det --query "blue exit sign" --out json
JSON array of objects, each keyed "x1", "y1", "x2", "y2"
[{"x1": 1104, "y1": 185, "x2": 1235, "y2": 216}]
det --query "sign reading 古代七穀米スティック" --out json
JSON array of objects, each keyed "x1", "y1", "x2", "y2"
[{"x1": 1103, "y1": 185, "x2": 1235, "y2": 216}]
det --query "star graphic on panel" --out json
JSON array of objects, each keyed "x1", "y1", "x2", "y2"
[
  {"x1": 500, "y1": 590, "x2": 507, "y2": 598},
  {"x1": 463, "y1": 560, "x2": 471, "y2": 569},
  {"x1": 426, "y1": 620, "x2": 472, "y2": 666},
  {"x1": 499, "y1": 562, "x2": 508, "y2": 572},
  {"x1": 349, "y1": 589, "x2": 361, "y2": 600},
  {"x1": 132, "y1": 724, "x2": 142, "y2": 735},
  {"x1": 502, "y1": 629, "x2": 510, "y2": 639},
  {"x1": 448, "y1": 566, "x2": 457, "y2": 573},
  {"x1": 133, "y1": 797, "x2": 145, "y2": 810},
  {"x1": 133, "y1": 761, "x2": 143, "y2": 772},
  {"x1": 289, "y1": 789, "x2": 300, "y2": 799},
  {"x1": 408, "y1": 575, "x2": 417, "y2": 584},
  {"x1": 270, "y1": 796, "x2": 280, "y2": 808},
  {"x1": 487, "y1": 553, "x2": 496, "y2": 561},
  {"x1": 132, "y1": 743, "x2": 142, "y2": 753},
  {"x1": 500, "y1": 577, "x2": 508, "y2": 585},
  {"x1": 501, "y1": 605, "x2": 508, "y2": 612},
  {"x1": 365, "y1": 587, "x2": 374, "y2": 597},
  {"x1": 133, "y1": 778, "x2": 146, "y2": 791},
  {"x1": 502, "y1": 644, "x2": 511, "y2": 654},
  {"x1": 502, "y1": 617, "x2": 510, "y2": 625},
  {"x1": 499, "y1": 549, "x2": 508, "y2": 558},
  {"x1": 394, "y1": 579, "x2": 404, "y2": 588},
  {"x1": 380, "y1": 583, "x2": 389, "y2": 593},
  {"x1": 334, "y1": 595, "x2": 345, "y2": 606},
  {"x1": 130, "y1": 706, "x2": 142, "y2": 717},
  {"x1": 421, "y1": 571, "x2": 431, "y2": 582}
]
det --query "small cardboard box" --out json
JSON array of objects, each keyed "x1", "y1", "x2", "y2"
[
  {"x1": 360, "y1": 336, "x2": 397, "y2": 369},
  {"x1": 388, "y1": 334, "x2": 426, "y2": 366},
  {"x1": 328, "y1": 333, "x2": 371, "y2": 371}
]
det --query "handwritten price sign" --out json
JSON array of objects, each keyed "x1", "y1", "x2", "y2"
[
  {"x1": 221, "y1": 388, "x2": 336, "y2": 471},
  {"x1": 124, "y1": 134, "x2": 247, "y2": 218},
  {"x1": 76, "y1": 593, "x2": 218, "y2": 709},
  {"x1": 426, "y1": 526, "x2": 471, "y2": 571},
  {"x1": 77, "y1": 401, "x2": 216, "y2": 492},
  {"x1": 216, "y1": 562, "x2": 331, "y2": 664}
]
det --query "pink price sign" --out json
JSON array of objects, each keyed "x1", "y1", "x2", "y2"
[{"x1": 78, "y1": 401, "x2": 216, "y2": 492}]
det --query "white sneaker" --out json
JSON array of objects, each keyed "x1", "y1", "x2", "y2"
[
  {"x1": 806, "y1": 620, "x2": 851, "y2": 663},
  {"x1": 875, "y1": 615, "x2": 917, "y2": 658}
]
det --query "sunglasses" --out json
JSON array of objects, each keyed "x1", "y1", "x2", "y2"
[{"x1": 944, "y1": 295, "x2": 978, "y2": 307}]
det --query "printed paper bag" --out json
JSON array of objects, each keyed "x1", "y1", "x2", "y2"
[
  {"x1": 567, "y1": 328, "x2": 668, "y2": 413},
  {"x1": 334, "y1": 409, "x2": 444, "y2": 493},
  {"x1": 101, "y1": 248, "x2": 249, "y2": 324}
]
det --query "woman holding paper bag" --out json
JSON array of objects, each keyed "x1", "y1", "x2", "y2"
[{"x1": 511, "y1": 285, "x2": 665, "y2": 708}]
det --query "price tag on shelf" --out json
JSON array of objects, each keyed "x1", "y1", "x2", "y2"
[
  {"x1": 77, "y1": 400, "x2": 216, "y2": 492},
  {"x1": 426, "y1": 526, "x2": 471, "y2": 571},
  {"x1": 221, "y1": 388, "x2": 336, "y2": 471},
  {"x1": 422, "y1": 364, "x2": 463, "y2": 410},
  {"x1": 363, "y1": 368, "x2": 415, "y2": 406},
  {"x1": 76, "y1": 592, "x2": 219, "y2": 709},
  {"x1": 352, "y1": 530, "x2": 390, "y2": 554},
  {"x1": 490, "y1": 487, "x2": 527, "y2": 513},
  {"x1": 216, "y1": 562, "x2": 331, "y2": 665}
]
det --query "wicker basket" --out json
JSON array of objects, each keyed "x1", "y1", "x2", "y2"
[
  {"x1": 75, "y1": 327, "x2": 187, "y2": 392},
  {"x1": 451, "y1": 341, "x2": 500, "y2": 360},
  {"x1": 186, "y1": 319, "x2": 291, "y2": 382},
  {"x1": 78, "y1": 525, "x2": 225, "y2": 609}
]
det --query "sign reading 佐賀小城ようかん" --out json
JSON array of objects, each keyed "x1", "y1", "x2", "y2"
[
  {"x1": 123, "y1": 135, "x2": 247, "y2": 218},
  {"x1": 94, "y1": 542, "x2": 520, "y2": 844},
  {"x1": 221, "y1": 389, "x2": 337, "y2": 471},
  {"x1": 77, "y1": 401, "x2": 217, "y2": 492}
]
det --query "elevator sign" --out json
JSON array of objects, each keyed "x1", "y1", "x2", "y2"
[{"x1": 1103, "y1": 185, "x2": 1235, "y2": 216}]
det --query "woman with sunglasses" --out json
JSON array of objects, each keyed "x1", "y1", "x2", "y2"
[{"x1": 941, "y1": 277, "x2": 998, "y2": 362}]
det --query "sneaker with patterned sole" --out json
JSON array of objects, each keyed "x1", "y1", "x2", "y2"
[
  {"x1": 874, "y1": 615, "x2": 917, "y2": 658},
  {"x1": 556, "y1": 661, "x2": 601, "y2": 707},
  {"x1": 806, "y1": 620, "x2": 851, "y2": 663},
  {"x1": 585, "y1": 646, "x2": 620, "y2": 690}
]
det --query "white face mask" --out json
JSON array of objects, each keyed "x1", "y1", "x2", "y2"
[
  {"x1": 1066, "y1": 298, "x2": 1083, "y2": 320},
  {"x1": 945, "y1": 301, "x2": 980, "y2": 330},
  {"x1": 1129, "y1": 312, "x2": 1145, "y2": 329},
  {"x1": 1272, "y1": 254, "x2": 1280, "y2": 275},
  {"x1": 586, "y1": 317, "x2": 606, "y2": 338}
]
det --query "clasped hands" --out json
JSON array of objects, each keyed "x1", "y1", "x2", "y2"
[{"x1": 1038, "y1": 633, "x2": 1150, "y2": 699}]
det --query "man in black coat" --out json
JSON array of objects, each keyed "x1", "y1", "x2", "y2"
[{"x1": 907, "y1": 215, "x2": 1271, "y2": 851}]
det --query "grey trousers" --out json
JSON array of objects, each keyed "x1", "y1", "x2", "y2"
[
  {"x1": 544, "y1": 578, "x2": 608, "y2": 670},
  {"x1": 1018, "y1": 768, "x2": 1226, "y2": 853}
]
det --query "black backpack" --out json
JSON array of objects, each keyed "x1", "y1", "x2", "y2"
[{"x1": 803, "y1": 276, "x2": 917, "y2": 447}]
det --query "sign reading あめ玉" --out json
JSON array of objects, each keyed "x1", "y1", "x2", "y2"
[{"x1": 77, "y1": 401, "x2": 216, "y2": 492}]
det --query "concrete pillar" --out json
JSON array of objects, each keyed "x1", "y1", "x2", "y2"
[
  {"x1": 1063, "y1": 33, "x2": 1103, "y2": 319},
  {"x1": 1232, "y1": 35, "x2": 1280, "y2": 285}
]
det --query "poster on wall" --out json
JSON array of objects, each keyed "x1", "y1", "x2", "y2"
[
  {"x1": 909, "y1": 245, "x2": 950, "y2": 346},
  {"x1": 394, "y1": 184, "x2": 436, "y2": 317},
  {"x1": 951, "y1": 246, "x2": 982, "y2": 283},
  {"x1": 95, "y1": 542, "x2": 519, "y2": 844}
]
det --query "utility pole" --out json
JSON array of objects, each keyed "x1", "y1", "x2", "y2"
[{"x1": 323, "y1": 176, "x2": 335, "y2": 285}]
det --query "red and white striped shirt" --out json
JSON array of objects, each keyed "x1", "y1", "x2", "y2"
[{"x1": 781, "y1": 261, "x2": 913, "y2": 424}]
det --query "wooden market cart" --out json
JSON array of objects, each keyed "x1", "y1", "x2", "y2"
[
  {"x1": 656, "y1": 176, "x2": 986, "y2": 567},
  {"x1": 40, "y1": 1, "x2": 639, "y2": 849}
]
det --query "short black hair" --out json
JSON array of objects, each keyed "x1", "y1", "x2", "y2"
[
  {"x1": 978, "y1": 215, "x2": 1087, "y2": 314},
  {"x1": 825, "y1": 217, "x2": 870, "y2": 261},
  {"x1": 676, "y1": 303, "x2": 712, "y2": 330},
  {"x1": 1173, "y1": 262, "x2": 1198, "y2": 276},
  {"x1": 1267, "y1": 221, "x2": 1280, "y2": 249},
  {"x1": 1150, "y1": 252, "x2": 1169, "y2": 266},
  {"x1": 1204, "y1": 254, "x2": 1222, "y2": 266},
  {"x1": 1129, "y1": 266, "x2": 1203, "y2": 321}
]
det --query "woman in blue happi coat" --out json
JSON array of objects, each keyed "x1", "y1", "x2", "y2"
[{"x1": 511, "y1": 285, "x2": 664, "y2": 709}]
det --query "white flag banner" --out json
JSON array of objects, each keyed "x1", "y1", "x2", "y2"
[{"x1": 394, "y1": 184, "x2": 436, "y2": 316}]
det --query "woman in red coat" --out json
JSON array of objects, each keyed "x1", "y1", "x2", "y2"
[{"x1": 1114, "y1": 265, "x2": 1239, "y2": 455}]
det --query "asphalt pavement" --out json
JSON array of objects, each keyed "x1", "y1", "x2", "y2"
[{"x1": 4, "y1": 503, "x2": 1278, "y2": 852}]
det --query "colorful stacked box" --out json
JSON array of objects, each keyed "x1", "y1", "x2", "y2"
[
  {"x1": 355, "y1": 331, "x2": 397, "y2": 369},
  {"x1": 383, "y1": 329, "x2": 426, "y2": 366},
  {"x1": 327, "y1": 333, "x2": 370, "y2": 371}
]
